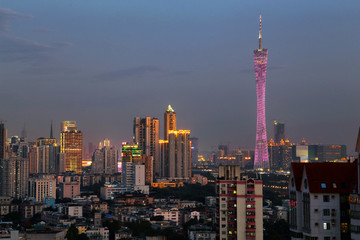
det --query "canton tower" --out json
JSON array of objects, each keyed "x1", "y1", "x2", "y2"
[{"x1": 253, "y1": 14, "x2": 269, "y2": 169}]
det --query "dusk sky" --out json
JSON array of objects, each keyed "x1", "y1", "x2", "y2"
[{"x1": 1, "y1": 1, "x2": 360, "y2": 154}]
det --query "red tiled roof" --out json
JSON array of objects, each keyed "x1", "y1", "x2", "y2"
[
  {"x1": 291, "y1": 163, "x2": 304, "y2": 191},
  {"x1": 291, "y1": 162, "x2": 358, "y2": 194}
]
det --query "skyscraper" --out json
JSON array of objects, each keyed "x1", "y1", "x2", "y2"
[
  {"x1": 91, "y1": 138, "x2": 118, "y2": 174},
  {"x1": 0, "y1": 156, "x2": 29, "y2": 198},
  {"x1": 164, "y1": 105, "x2": 176, "y2": 141},
  {"x1": 0, "y1": 123, "x2": 6, "y2": 160},
  {"x1": 190, "y1": 137, "x2": 199, "y2": 163},
  {"x1": 254, "y1": 15, "x2": 269, "y2": 169},
  {"x1": 274, "y1": 120, "x2": 285, "y2": 143},
  {"x1": 60, "y1": 121, "x2": 82, "y2": 174},
  {"x1": 167, "y1": 130, "x2": 191, "y2": 180},
  {"x1": 133, "y1": 117, "x2": 160, "y2": 176},
  {"x1": 217, "y1": 165, "x2": 263, "y2": 240}
]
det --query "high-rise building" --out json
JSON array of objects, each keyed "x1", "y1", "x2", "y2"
[
  {"x1": 0, "y1": 123, "x2": 7, "y2": 160},
  {"x1": 190, "y1": 137, "x2": 199, "y2": 163},
  {"x1": 133, "y1": 117, "x2": 160, "y2": 177},
  {"x1": 164, "y1": 105, "x2": 176, "y2": 141},
  {"x1": 121, "y1": 142, "x2": 142, "y2": 163},
  {"x1": 217, "y1": 165, "x2": 263, "y2": 240},
  {"x1": 0, "y1": 156, "x2": 29, "y2": 198},
  {"x1": 167, "y1": 130, "x2": 191, "y2": 181},
  {"x1": 253, "y1": 14, "x2": 269, "y2": 169},
  {"x1": 60, "y1": 121, "x2": 82, "y2": 174},
  {"x1": 268, "y1": 139, "x2": 293, "y2": 170},
  {"x1": 29, "y1": 174, "x2": 56, "y2": 202},
  {"x1": 274, "y1": 120, "x2": 285, "y2": 143},
  {"x1": 91, "y1": 139, "x2": 118, "y2": 174}
]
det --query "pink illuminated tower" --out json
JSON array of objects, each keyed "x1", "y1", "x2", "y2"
[{"x1": 254, "y1": 14, "x2": 269, "y2": 169}]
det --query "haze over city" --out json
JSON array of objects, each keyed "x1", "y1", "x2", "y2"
[{"x1": 1, "y1": 0, "x2": 359, "y2": 152}]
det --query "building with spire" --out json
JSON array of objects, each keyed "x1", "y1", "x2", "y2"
[
  {"x1": 164, "y1": 105, "x2": 176, "y2": 141},
  {"x1": 254, "y1": 14, "x2": 269, "y2": 169}
]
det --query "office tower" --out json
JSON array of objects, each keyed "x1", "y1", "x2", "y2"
[
  {"x1": 254, "y1": 14, "x2": 269, "y2": 169},
  {"x1": 273, "y1": 120, "x2": 285, "y2": 143},
  {"x1": 60, "y1": 121, "x2": 83, "y2": 174},
  {"x1": 0, "y1": 123, "x2": 7, "y2": 160},
  {"x1": 36, "y1": 124, "x2": 59, "y2": 174},
  {"x1": 91, "y1": 139, "x2": 118, "y2": 174},
  {"x1": 29, "y1": 174, "x2": 56, "y2": 202},
  {"x1": 142, "y1": 154, "x2": 153, "y2": 184},
  {"x1": 290, "y1": 162, "x2": 356, "y2": 240},
  {"x1": 133, "y1": 117, "x2": 160, "y2": 176},
  {"x1": 167, "y1": 130, "x2": 191, "y2": 180},
  {"x1": 121, "y1": 142, "x2": 142, "y2": 163},
  {"x1": 164, "y1": 105, "x2": 176, "y2": 140},
  {"x1": 190, "y1": 137, "x2": 199, "y2": 163},
  {"x1": 217, "y1": 165, "x2": 263, "y2": 240},
  {"x1": 268, "y1": 139, "x2": 293, "y2": 170},
  {"x1": 0, "y1": 156, "x2": 29, "y2": 198},
  {"x1": 159, "y1": 140, "x2": 168, "y2": 177}
]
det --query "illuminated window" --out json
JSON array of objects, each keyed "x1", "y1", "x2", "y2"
[
  {"x1": 321, "y1": 183, "x2": 326, "y2": 189},
  {"x1": 323, "y1": 222, "x2": 330, "y2": 230},
  {"x1": 332, "y1": 183, "x2": 337, "y2": 189}
]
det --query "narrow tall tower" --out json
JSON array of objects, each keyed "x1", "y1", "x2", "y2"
[
  {"x1": 164, "y1": 105, "x2": 176, "y2": 141},
  {"x1": 254, "y1": 14, "x2": 269, "y2": 169}
]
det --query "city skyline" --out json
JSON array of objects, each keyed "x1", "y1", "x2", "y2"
[{"x1": 1, "y1": 1, "x2": 360, "y2": 153}]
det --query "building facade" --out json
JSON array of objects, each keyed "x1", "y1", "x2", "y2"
[
  {"x1": 0, "y1": 156, "x2": 29, "y2": 198},
  {"x1": 217, "y1": 165, "x2": 263, "y2": 240},
  {"x1": 60, "y1": 121, "x2": 83, "y2": 174},
  {"x1": 289, "y1": 162, "x2": 356, "y2": 240},
  {"x1": 164, "y1": 105, "x2": 176, "y2": 141},
  {"x1": 29, "y1": 174, "x2": 56, "y2": 202},
  {"x1": 91, "y1": 139, "x2": 118, "y2": 174},
  {"x1": 133, "y1": 117, "x2": 160, "y2": 177}
]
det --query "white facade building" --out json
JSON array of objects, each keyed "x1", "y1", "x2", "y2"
[{"x1": 289, "y1": 162, "x2": 356, "y2": 240}]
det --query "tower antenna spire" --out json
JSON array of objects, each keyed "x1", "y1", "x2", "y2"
[{"x1": 258, "y1": 14, "x2": 262, "y2": 50}]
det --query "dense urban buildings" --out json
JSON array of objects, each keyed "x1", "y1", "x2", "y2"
[
  {"x1": 217, "y1": 165, "x2": 263, "y2": 240},
  {"x1": 253, "y1": 15, "x2": 269, "y2": 169},
  {"x1": 60, "y1": 121, "x2": 83, "y2": 174}
]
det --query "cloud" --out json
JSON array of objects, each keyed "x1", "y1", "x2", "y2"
[
  {"x1": 52, "y1": 42, "x2": 74, "y2": 48},
  {"x1": 0, "y1": 8, "x2": 32, "y2": 32},
  {"x1": 33, "y1": 27, "x2": 55, "y2": 33},
  {"x1": 98, "y1": 65, "x2": 191, "y2": 82},
  {"x1": 98, "y1": 65, "x2": 168, "y2": 81},
  {"x1": 0, "y1": 34, "x2": 52, "y2": 62}
]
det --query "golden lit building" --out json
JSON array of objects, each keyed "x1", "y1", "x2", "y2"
[
  {"x1": 60, "y1": 121, "x2": 82, "y2": 174},
  {"x1": 159, "y1": 130, "x2": 191, "y2": 181},
  {"x1": 164, "y1": 105, "x2": 176, "y2": 141}
]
